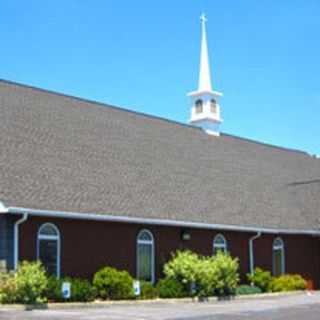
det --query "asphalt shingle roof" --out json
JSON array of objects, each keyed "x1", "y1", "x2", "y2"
[{"x1": 0, "y1": 79, "x2": 319, "y2": 231}]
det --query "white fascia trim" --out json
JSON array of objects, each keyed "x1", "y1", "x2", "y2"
[
  {"x1": 7, "y1": 206, "x2": 320, "y2": 236},
  {"x1": 188, "y1": 90, "x2": 223, "y2": 97}
]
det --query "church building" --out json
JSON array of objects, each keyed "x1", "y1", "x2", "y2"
[{"x1": 0, "y1": 15, "x2": 319, "y2": 288}]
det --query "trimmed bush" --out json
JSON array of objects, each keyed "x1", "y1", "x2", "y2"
[
  {"x1": 269, "y1": 274, "x2": 307, "y2": 292},
  {"x1": 0, "y1": 262, "x2": 48, "y2": 304},
  {"x1": 66, "y1": 277, "x2": 96, "y2": 302},
  {"x1": 163, "y1": 250, "x2": 200, "y2": 294},
  {"x1": 15, "y1": 261, "x2": 48, "y2": 304},
  {"x1": 156, "y1": 277, "x2": 186, "y2": 298},
  {"x1": 196, "y1": 256, "x2": 217, "y2": 297},
  {"x1": 93, "y1": 266, "x2": 134, "y2": 300},
  {"x1": 45, "y1": 276, "x2": 64, "y2": 302},
  {"x1": 139, "y1": 281, "x2": 158, "y2": 300},
  {"x1": 211, "y1": 252, "x2": 239, "y2": 297},
  {"x1": 0, "y1": 272, "x2": 17, "y2": 304},
  {"x1": 163, "y1": 250, "x2": 240, "y2": 298},
  {"x1": 247, "y1": 268, "x2": 272, "y2": 292},
  {"x1": 45, "y1": 276, "x2": 96, "y2": 302},
  {"x1": 235, "y1": 285, "x2": 262, "y2": 295}
]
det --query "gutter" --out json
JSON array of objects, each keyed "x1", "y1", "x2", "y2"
[
  {"x1": 14, "y1": 212, "x2": 29, "y2": 270},
  {"x1": 249, "y1": 231, "x2": 262, "y2": 277},
  {"x1": 6, "y1": 206, "x2": 320, "y2": 236}
]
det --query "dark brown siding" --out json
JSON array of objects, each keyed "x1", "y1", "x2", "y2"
[{"x1": 18, "y1": 216, "x2": 320, "y2": 288}]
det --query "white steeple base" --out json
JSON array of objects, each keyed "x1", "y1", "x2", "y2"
[
  {"x1": 191, "y1": 119, "x2": 221, "y2": 136},
  {"x1": 188, "y1": 90, "x2": 223, "y2": 136}
]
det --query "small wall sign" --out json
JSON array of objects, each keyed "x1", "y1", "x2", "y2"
[
  {"x1": 62, "y1": 282, "x2": 71, "y2": 299},
  {"x1": 133, "y1": 280, "x2": 141, "y2": 296}
]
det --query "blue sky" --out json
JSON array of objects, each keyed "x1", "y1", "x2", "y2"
[{"x1": 2, "y1": 0, "x2": 320, "y2": 155}]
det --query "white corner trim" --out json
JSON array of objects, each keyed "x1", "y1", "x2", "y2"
[
  {"x1": 0, "y1": 201, "x2": 8, "y2": 213},
  {"x1": 6, "y1": 206, "x2": 320, "y2": 236}
]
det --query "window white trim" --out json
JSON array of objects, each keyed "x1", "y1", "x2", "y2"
[
  {"x1": 213, "y1": 233, "x2": 227, "y2": 254},
  {"x1": 272, "y1": 237, "x2": 285, "y2": 276},
  {"x1": 136, "y1": 229, "x2": 155, "y2": 283},
  {"x1": 37, "y1": 223, "x2": 61, "y2": 278}
]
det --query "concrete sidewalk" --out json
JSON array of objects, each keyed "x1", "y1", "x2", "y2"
[{"x1": 0, "y1": 291, "x2": 319, "y2": 320}]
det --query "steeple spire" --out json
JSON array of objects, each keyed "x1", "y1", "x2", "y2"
[
  {"x1": 188, "y1": 14, "x2": 223, "y2": 136},
  {"x1": 198, "y1": 13, "x2": 212, "y2": 92}
]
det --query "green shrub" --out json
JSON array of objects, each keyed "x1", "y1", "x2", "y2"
[
  {"x1": 15, "y1": 261, "x2": 48, "y2": 304},
  {"x1": 139, "y1": 281, "x2": 158, "y2": 300},
  {"x1": 269, "y1": 274, "x2": 307, "y2": 292},
  {"x1": 211, "y1": 252, "x2": 239, "y2": 297},
  {"x1": 196, "y1": 256, "x2": 218, "y2": 297},
  {"x1": 93, "y1": 266, "x2": 134, "y2": 300},
  {"x1": 156, "y1": 277, "x2": 186, "y2": 298},
  {"x1": 247, "y1": 268, "x2": 273, "y2": 292},
  {"x1": 45, "y1": 276, "x2": 64, "y2": 302},
  {"x1": 45, "y1": 276, "x2": 96, "y2": 302},
  {"x1": 163, "y1": 250, "x2": 200, "y2": 294},
  {"x1": 163, "y1": 250, "x2": 240, "y2": 298},
  {"x1": 66, "y1": 277, "x2": 96, "y2": 302},
  {"x1": 0, "y1": 272, "x2": 17, "y2": 304},
  {"x1": 235, "y1": 285, "x2": 262, "y2": 295}
]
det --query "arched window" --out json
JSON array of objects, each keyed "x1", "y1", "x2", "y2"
[
  {"x1": 213, "y1": 234, "x2": 227, "y2": 255},
  {"x1": 210, "y1": 99, "x2": 217, "y2": 113},
  {"x1": 137, "y1": 229, "x2": 155, "y2": 283},
  {"x1": 195, "y1": 99, "x2": 203, "y2": 114},
  {"x1": 273, "y1": 237, "x2": 285, "y2": 276},
  {"x1": 37, "y1": 223, "x2": 60, "y2": 277}
]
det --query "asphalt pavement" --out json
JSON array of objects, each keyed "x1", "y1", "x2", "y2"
[{"x1": 0, "y1": 292, "x2": 319, "y2": 320}]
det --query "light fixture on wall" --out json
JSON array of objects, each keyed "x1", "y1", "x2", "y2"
[{"x1": 181, "y1": 229, "x2": 191, "y2": 241}]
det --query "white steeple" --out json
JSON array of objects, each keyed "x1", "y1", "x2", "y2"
[
  {"x1": 198, "y1": 13, "x2": 212, "y2": 92},
  {"x1": 188, "y1": 13, "x2": 223, "y2": 136}
]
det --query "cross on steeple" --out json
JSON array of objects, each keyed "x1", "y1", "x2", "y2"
[{"x1": 200, "y1": 13, "x2": 207, "y2": 24}]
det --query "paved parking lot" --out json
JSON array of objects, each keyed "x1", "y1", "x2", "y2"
[{"x1": 0, "y1": 292, "x2": 319, "y2": 320}]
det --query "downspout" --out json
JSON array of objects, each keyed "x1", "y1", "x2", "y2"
[
  {"x1": 249, "y1": 231, "x2": 262, "y2": 279},
  {"x1": 14, "y1": 212, "x2": 28, "y2": 270}
]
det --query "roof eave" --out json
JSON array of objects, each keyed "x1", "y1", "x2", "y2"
[{"x1": 7, "y1": 206, "x2": 320, "y2": 236}]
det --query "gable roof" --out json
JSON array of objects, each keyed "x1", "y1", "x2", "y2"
[{"x1": 0, "y1": 79, "x2": 319, "y2": 232}]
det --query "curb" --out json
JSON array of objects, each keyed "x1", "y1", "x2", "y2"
[{"x1": 0, "y1": 290, "x2": 313, "y2": 311}]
